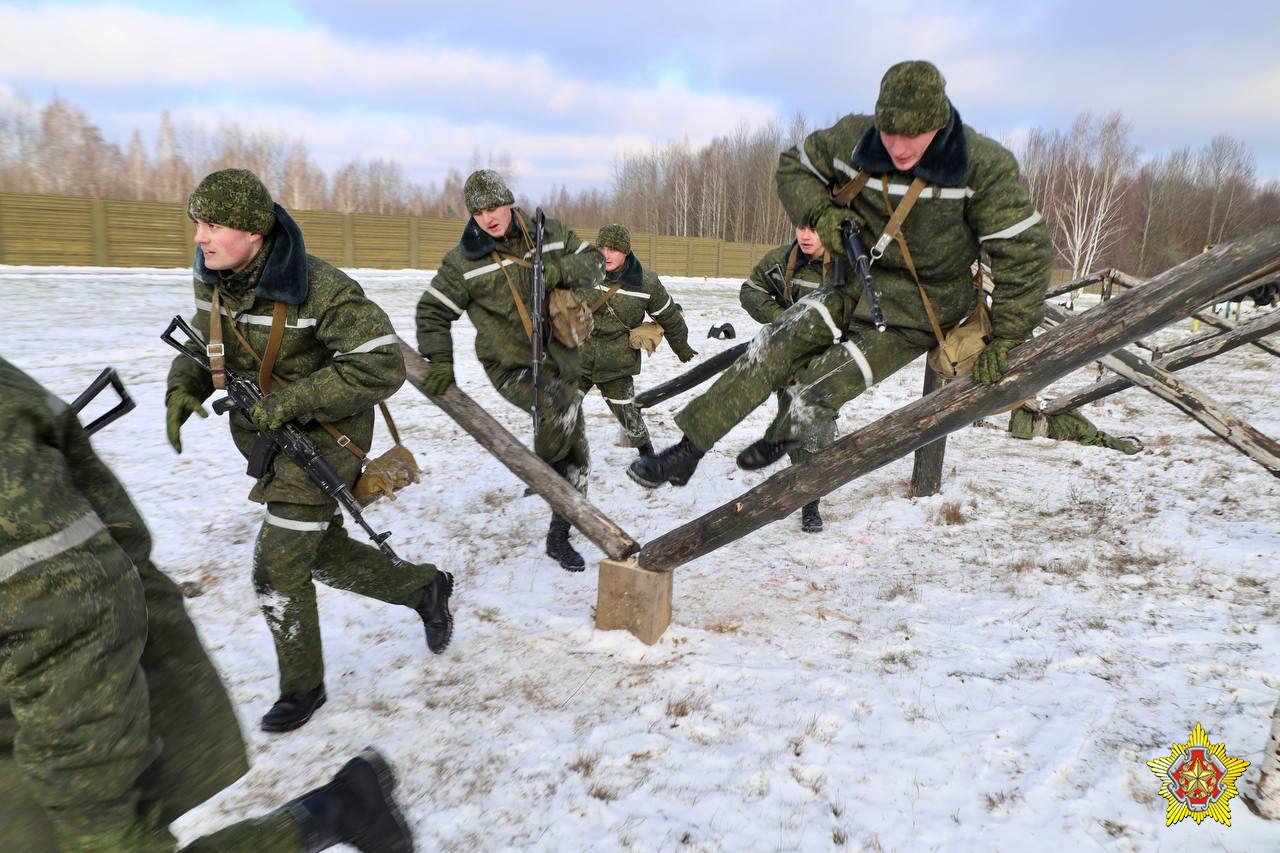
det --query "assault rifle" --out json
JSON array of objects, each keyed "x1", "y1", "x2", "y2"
[
  {"x1": 762, "y1": 263, "x2": 793, "y2": 307},
  {"x1": 839, "y1": 220, "x2": 886, "y2": 332},
  {"x1": 160, "y1": 315, "x2": 406, "y2": 567},
  {"x1": 530, "y1": 207, "x2": 547, "y2": 435}
]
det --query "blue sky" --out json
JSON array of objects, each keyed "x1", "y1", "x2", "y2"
[{"x1": 2, "y1": 0, "x2": 1278, "y2": 198}]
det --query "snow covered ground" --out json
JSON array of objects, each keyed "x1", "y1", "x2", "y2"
[{"x1": 2, "y1": 265, "x2": 1277, "y2": 852}]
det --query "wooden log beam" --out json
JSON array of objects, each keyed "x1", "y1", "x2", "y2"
[
  {"x1": 398, "y1": 341, "x2": 640, "y2": 560},
  {"x1": 1044, "y1": 307, "x2": 1280, "y2": 414},
  {"x1": 637, "y1": 227, "x2": 1280, "y2": 572},
  {"x1": 1042, "y1": 304, "x2": 1280, "y2": 476},
  {"x1": 1109, "y1": 270, "x2": 1280, "y2": 359},
  {"x1": 908, "y1": 365, "x2": 946, "y2": 497}
]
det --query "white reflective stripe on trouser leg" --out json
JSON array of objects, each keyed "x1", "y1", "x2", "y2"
[
  {"x1": 842, "y1": 341, "x2": 874, "y2": 388},
  {"x1": 603, "y1": 396, "x2": 634, "y2": 405},
  {"x1": 265, "y1": 512, "x2": 331, "y2": 532},
  {"x1": 800, "y1": 299, "x2": 843, "y2": 344},
  {"x1": 0, "y1": 512, "x2": 107, "y2": 582}
]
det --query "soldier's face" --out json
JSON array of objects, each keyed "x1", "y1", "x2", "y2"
[
  {"x1": 795, "y1": 227, "x2": 823, "y2": 257},
  {"x1": 193, "y1": 219, "x2": 262, "y2": 273},
  {"x1": 475, "y1": 204, "x2": 514, "y2": 238},
  {"x1": 879, "y1": 128, "x2": 940, "y2": 171},
  {"x1": 600, "y1": 246, "x2": 627, "y2": 272}
]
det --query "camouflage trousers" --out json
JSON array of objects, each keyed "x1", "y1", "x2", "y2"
[
  {"x1": 580, "y1": 374, "x2": 650, "y2": 447},
  {"x1": 676, "y1": 288, "x2": 933, "y2": 451},
  {"x1": 781, "y1": 390, "x2": 838, "y2": 464},
  {"x1": 255, "y1": 502, "x2": 435, "y2": 696},
  {"x1": 487, "y1": 362, "x2": 591, "y2": 494},
  {"x1": 1, "y1": 545, "x2": 299, "y2": 850}
]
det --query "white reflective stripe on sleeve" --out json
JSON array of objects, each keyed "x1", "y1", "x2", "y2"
[
  {"x1": 743, "y1": 280, "x2": 769, "y2": 293},
  {"x1": 335, "y1": 333, "x2": 400, "y2": 357},
  {"x1": 796, "y1": 144, "x2": 828, "y2": 183},
  {"x1": 833, "y1": 159, "x2": 859, "y2": 180},
  {"x1": 936, "y1": 186, "x2": 975, "y2": 199},
  {"x1": 523, "y1": 241, "x2": 566, "y2": 258},
  {"x1": 980, "y1": 211, "x2": 1042, "y2": 242},
  {"x1": 424, "y1": 283, "x2": 465, "y2": 316},
  {"x1": 878, "y1": 182, "x2": 973, "y2": 200},
  {"x1": 574, "y1": 242, "x2": 590, "y2": 254},
  {"x1": 0, "y1": 512, "x2": 107, "y2": 582},
  {"x1": 195, "y1": 298, "x2": 213, "y2": 313},
  {"x1": 795, "y1": 280, "x2": 820, "y2": 289},
  {"x1": 801, "y1": 298, "x2": 842, "y2": 344},
  {"x1": 603, "y1": 396, "x2": 634, "y2": 405},
  {"x1": 463, "y1": 259, "x2": 519, "y2": 280},
  {"x1": 595, "y1": 284, "x2": 648, "y2": 299},
  {"x1": 842, "y1": 341, "x2": 874, "y2": 387},
  {"x1": 654, "y1": 296, "x2": 673, "y2": 314},
  {"x1": 265, "y1": 512, "x2": 331, "y2": 532}
]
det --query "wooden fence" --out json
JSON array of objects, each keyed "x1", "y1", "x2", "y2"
[{"x1": 0, "y1": 192, "x2": 778, "y2": 279}]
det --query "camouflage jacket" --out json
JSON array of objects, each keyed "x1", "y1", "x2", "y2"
[
  {"x1": 776, "y1": 109, "x2": 1051, "y2": 340},
  {"x1": 415, "y1": 208, "x2": 604, "y2": 373},
  {"x1": 0, "y1": 357, "x2": 246, "y2": 844},
  {"x1": 580, "y1": 252, "x2": 692, "y2": 382},
  {"x1": 740, "y1": 241, "x2": 827, "y2": 325},
  {"x1": 166, "y1": 206, "x2": 406, "y2": 504}
]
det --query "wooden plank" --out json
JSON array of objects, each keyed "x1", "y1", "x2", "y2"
[
  {"x1": 636, "y1": 227, "x2": 1280, "y2": 572},
  {"x1": 1044, "y1": 307, "x2": 1280, "y2": 414},
  {"x1": 1042, "y1": 303, "x2": 1280, "y2": 476},
  {"x1": 398, "y1": 340, "x2": 640, "y2": 559},
  {"x1": 908, "y1": 365, "x2": 946, "y2": 497}
]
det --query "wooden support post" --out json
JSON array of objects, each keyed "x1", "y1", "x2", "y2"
[
  {"x1": 1044, "y1": 307, "x2": 1280, "y2": 414},
  {"x1": 637, "y1": 228, "x2": 1280, "y2": 572},
  {"x1": 595, "y1": 558, "x2": 672, "y2": 645},
  {"x1": 908, "y1": 365, "x2": 946, "y2": 497},
  {"x1": 398, "y1": 341, "x2": 640, "y2": 560},
  {"x1": 1043, "y1": 304, "x2": 1280, "y2": 476}
]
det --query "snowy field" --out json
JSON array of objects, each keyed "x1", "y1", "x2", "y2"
[{"x1": 2, "y1": 265, "x2": 1277, "y2": 852}]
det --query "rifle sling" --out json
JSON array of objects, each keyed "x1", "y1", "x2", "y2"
[
  {"x1": 216, "y1": 296, "x2": 378, "y2": 461},
  {"x1": 875, "y1": 176, "x2": 948, "y2": 350},
  {"x1": 495, "y1": 251, "x2": 534, "y2": 341},
  {"x1": 590, "y1": 281, "x2": 623, "y2": 314},
  {"x1": 208, "y1": 287, "x2": 227, "y2": 390}
]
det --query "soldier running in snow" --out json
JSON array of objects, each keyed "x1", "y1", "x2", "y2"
[
  {"x1": 629, "y1": 60, "x2": 1051, "y2": 489},
  {"x1": 0, "y1": 356, "x2": 414, "y2": 853},
  {"x1": 415, "y1": 170, "x2": 603, "y2": 572},
  {"x1": 165, "y1": 168, "x2": 453, "y2": 734},
  {"x1": 579, "y1": 224, "x2": 696, "y2": 459},
  {"x1": 739, "y1": 225, "x2": 838, "y2": 531}
]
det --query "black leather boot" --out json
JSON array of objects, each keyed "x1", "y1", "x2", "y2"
[
  {"x1": 627, "y1": 435, "x2": 704, "y2": 488},
  {"x1": 636, "y1": 441, "x2": 655, "y2": 459},
  {"x1": 284, "y1": 747, "x2": 414, "y2": 852},
  {"x1": 261, "y1": 683, "x2": 327, "y2": 733},
  {"x1": 736, "y1": 437, "x2": 798, "y2": 470},
  {"x1": 546, "y1": 513, "x2": 585, "y2": 572},
  {"x1": 801, "y1": 499, "x2": 823, "y2": 533},
  {"x1": 415, "y1": 571, "x2": 454, "y2": 654}
]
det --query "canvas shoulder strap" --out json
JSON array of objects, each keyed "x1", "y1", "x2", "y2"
[
  {"x1": 208, "y1": 287, "x2": 227, "y2": 389},
  {"x1": 494, "y1": 251, "x2": 534, "y2": 340},
  {"x1": 875, "y1": 176, "x2": 947, "y2": 350},
  {"x1": 830, "y1": 171, "x2": 872, "y2": 207},
  {"x1": 259, "y1": 301, "x2": 288, "y2": 391},
  {"x1": 590, "y1": 281, "x2": 623, "y2": 313}
]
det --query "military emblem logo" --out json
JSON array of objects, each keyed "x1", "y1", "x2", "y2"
[{"x1": 1147, "y1": 722, "x2": 1249, "y2": 826}]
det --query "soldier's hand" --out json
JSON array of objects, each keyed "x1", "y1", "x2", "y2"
[
  {"x1": 972, "y1": 337, "x2": 1021, "y2": 384},
  {"x1": 423, "y1": 361, "x2": 455, "y2": 395},
  {"x1": 543, "y1": 259, "x2": 562, "y2": 289},
  {"x1": 165, "y1": 389, "x2": 207, "y2": 454},
  {"x1": 675, "y1": 345, "x2": 697, "y2": 363},
  {"x1": 246, "y1": 393, "x2": 298, "y2": 432},
  {"x1": 816, "y1": 207, "x2": 853, "y2": 257}
]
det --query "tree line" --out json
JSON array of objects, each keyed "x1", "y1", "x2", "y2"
[{"x1": 2, "y1": 94, "x2": 1275, "y2": 276}]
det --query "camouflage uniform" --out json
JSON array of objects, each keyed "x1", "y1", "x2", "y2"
[
  {"x1": 739, "y1": 241, "x2": 838, "y2": 463},
  {"x1": 0, "y1": 356, "x2": 300, "y2": 852},
  {"x1": 1008, "y1": 404, "x2": 1141, "y2": 454},
  {"x1": 168, "y1": 185, "x2": 436, "y2": 699},
  {"x1": 580, "y1": 233, "x2": 694, "y2": 449},
  {"x1": 675, "y1": 70, "x2": 1050, "y2": 453},
  {"x1": 415, "y1": 207, "x2": 603, "y2": 492}
]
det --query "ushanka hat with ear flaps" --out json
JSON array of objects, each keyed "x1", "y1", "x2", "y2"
[
  {"x1": 463, "y1": 169, "x2": 515, "y2": 214},
  {"x1": 875, "y1": 60, "x2": 951, "y2": 136},
  {"x1": 595, "y1": 223, "x2": 632, "y2": 254},
  {"x1": 187, "y1": 168, "x2": 277, "y2": 234}
]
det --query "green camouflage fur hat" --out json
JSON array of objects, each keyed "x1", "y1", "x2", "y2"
[
  {"x1": 464, "y1": 169, "x2": 515, "y2": 214},
  {"x1": 596, "y1": 223, "x2": 631, "y2": 254},
  {"x1": 188, "y1": 168, "x2": 276, "y2": 234},
  {"x1": 875, "y1": 60, "x2": 951, "y2": 136}
]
